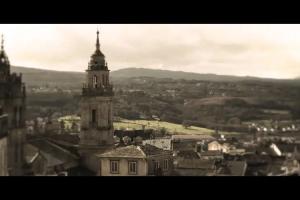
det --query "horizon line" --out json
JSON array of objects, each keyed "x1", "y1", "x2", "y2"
[{"x1": 11, "y1": 65, "x2": 298, "y2": 81}]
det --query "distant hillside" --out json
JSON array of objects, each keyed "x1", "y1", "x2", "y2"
[
  {"x1": 110, "y1": 68, "x2": 289, "y2": 82},
  {"x1": 11, "y1": 66, "x2": 85, "y2": 88},
  {"x1": 11, "y1": 66, "x2": 297, "y2": 88}
]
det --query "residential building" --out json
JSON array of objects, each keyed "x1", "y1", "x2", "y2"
[
  {"x1": 171, "y1": 134, "x2": 215, "y2": 152},
  {"x1": 96, "y1": 144, "x2": 173, "y2": 176}
]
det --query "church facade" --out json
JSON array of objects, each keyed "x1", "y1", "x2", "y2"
[
  {"x1": 0, "y1": 35, "x2": 26, "y2": 176},
  {"x1": 79, "y1": 30, "x2": 114, "y2": 173}
]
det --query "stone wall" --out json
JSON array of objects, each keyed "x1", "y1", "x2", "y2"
[
  {"x1": 99, "y1": 157, "x2": 147, "y2": 176},
  {"x1": 0, "y1": 137, "x2": 8, "y2": 176},
  {"x1": 146, "y1": 154, "x2": 173, "y2": 176},
  {"x1": 80, "y1": 96, "x2": 114, "y2": 146},
  {"x1": 7, "y1": 129, "x2": 26, "y2": 176}
]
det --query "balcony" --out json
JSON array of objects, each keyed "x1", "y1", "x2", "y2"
[
  {"x1": 82, "y1": 85, "x2": 114, "y2": 97},
  {"x1": 81, "y1": 124, "x2": 113, "y2": 131}
]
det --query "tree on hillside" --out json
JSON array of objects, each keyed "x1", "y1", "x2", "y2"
[
  {"x1": 182, "y1": 120, "x2": 190, "y2": 129},
  {"x1": 160, "y1": 127, "x2": 167, "y2": 136}
]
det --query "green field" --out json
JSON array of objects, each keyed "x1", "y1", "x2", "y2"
[
  {"x1": 58, "y1": 115, "x2": 240, "y2": 135},
  {"x1": 114, "y1": 119, "x2": 239, "y2": 135},
  {"x1": 58, "y1": 115, "x2": 80, "y2": 129}
]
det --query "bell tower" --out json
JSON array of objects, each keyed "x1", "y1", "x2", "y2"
[{"x1": 79, "y1": 29, "x2": 114, "y2": 151}]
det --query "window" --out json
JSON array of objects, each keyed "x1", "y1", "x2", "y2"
[
  {"x1": 154, "y1": 160, "x2": 160, "y2": 171},
  {"x1": 92, "y1": 109, "x2": 96, "y2": 124},
  {"x1": 93, "y1": 75, "x2": 98, "y2": 88},
  {"x1": 102, "y1": 74, "x2": 105, "y2": 86},
  {"x1": 163, "y1": 159, "x2": 169, "y2": 171},
  {"x1": 108, "y1": 109, "x2": 111, "y2": 126},
  {"x1": 15, "y1": 142, "x2": 19, "y2": 163},
  {"x1": 128, "y1": 161, "x2": 137, "y2": 175},
  {"x1": 14, "y1": 107, "x2": 18, "y2": 127},
  {"x1": 19, "y1": 107, "x2": 22, "y2": 126},
  {"x1": 110, "y1": 160, "x2": 119, "y2": 174}
]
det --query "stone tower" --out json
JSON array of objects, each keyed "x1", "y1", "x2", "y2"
[
  {"x1": 0, "y1": 35, "x2": 26, "y2": 176},
  {"x1": 79, "y1": 30, "x2": 114, "y2": 171}
]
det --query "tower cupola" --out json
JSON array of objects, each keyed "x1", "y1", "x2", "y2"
[{"x1": 88, "y1": 30, "x2": 108, "y2": 71}]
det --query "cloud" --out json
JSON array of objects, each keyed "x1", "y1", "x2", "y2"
[{"x1": 1, "y1": 24, "x2": 300, "y2": 79}]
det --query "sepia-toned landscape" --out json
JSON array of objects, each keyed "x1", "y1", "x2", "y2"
[{"x1": 1, "y1": 24, "x2": 300, "y2": 176}]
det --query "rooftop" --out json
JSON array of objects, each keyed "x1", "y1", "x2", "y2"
[
  {"x1": 29, "y1": 139, "x2": 79, "y2": 168},
  {"x1": 97, "y1": 144, "x2": 171, "y2": 158},
  {"x1": 172, "y1": 134, "x2": 215, "y2": 141},
  {"x1": 96, "y1": 145, "x2": 146, "y2": 158},
  {"x1": 176, "y1": 159, "x2": 215, "y2": 169},
  {"x1": 201, "y1": 150, "x2": 223, "y2": 157},
  {"x1": 176, "y1": 150, "x2": 200, "y2": 159},
  {"x1": 217, "y1": 161, "x2": 247, "y2": 176}
]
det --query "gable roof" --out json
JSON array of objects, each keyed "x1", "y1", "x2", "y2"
[
  {"x1": 97, "y1": 144, "x2": 171, "y2": 158},
  {"x1": 140, "y1": 144, "x2": 172, "y2": 156},
  {"x1": 97, "y1": 145, "x2": 146, "y2": 158},
  {"x1": 172, "y1": 135, "x2": 215, "y2": 141},
  {"x1": 142, "y1": 139, "x2": 171, "y2": 150}
]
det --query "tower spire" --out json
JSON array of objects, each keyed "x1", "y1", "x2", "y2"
[
  {"x1": 96, "y1": 28, "x2": 100, "y2": 51},
  {"x1": 1, "y1": 34, "x2": 4, "y2": 52}
]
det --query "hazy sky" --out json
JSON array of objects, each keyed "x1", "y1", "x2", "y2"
[{"x1": 1, "y1": 24, "x2": 300, "y2": 79}]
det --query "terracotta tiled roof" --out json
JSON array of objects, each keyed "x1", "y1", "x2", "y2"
[
  {"x1": 97, "y1": 144, "x2": 171, "y2": 158},
  {"x1": 140, "y1": 144, "x2": 171, "y2": 156},
  {"x1": 97, "y1": 145, "x2": 146, "y2": 158},
  {"x1": 177, "y1": 159, "x2": 215, "y2": 169}
]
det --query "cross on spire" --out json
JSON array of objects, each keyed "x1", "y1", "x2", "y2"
[{"x1": 96, "y1": 28, "x2": 100, "y2": 51}]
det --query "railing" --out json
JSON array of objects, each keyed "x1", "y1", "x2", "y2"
[
  {"x1": 82, "y1": 85, "x2": 114, "y2": 96},
  {"x1": 81, "y1": 124, "x2": 113, "y2": 131}
]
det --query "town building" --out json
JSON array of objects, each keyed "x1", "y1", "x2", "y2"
[
  {"x1": 96, "y1": 144, "x2": 173, "y2": 176},
  {"x1": 173, "y1": 159, "x2": 216, "y2": 176},
  {"x1": 143, "y1": 138, "x2": 172, "y2": 150},
  {"x1": 216, "y1": 161, "x2": 247, "y2": 176},
  {"x1": 200, "y1": 150, "x2": 224, "y2": 160},
  {"x1": 171, "y1": 134, "x2": 215, "y2": 152}
]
